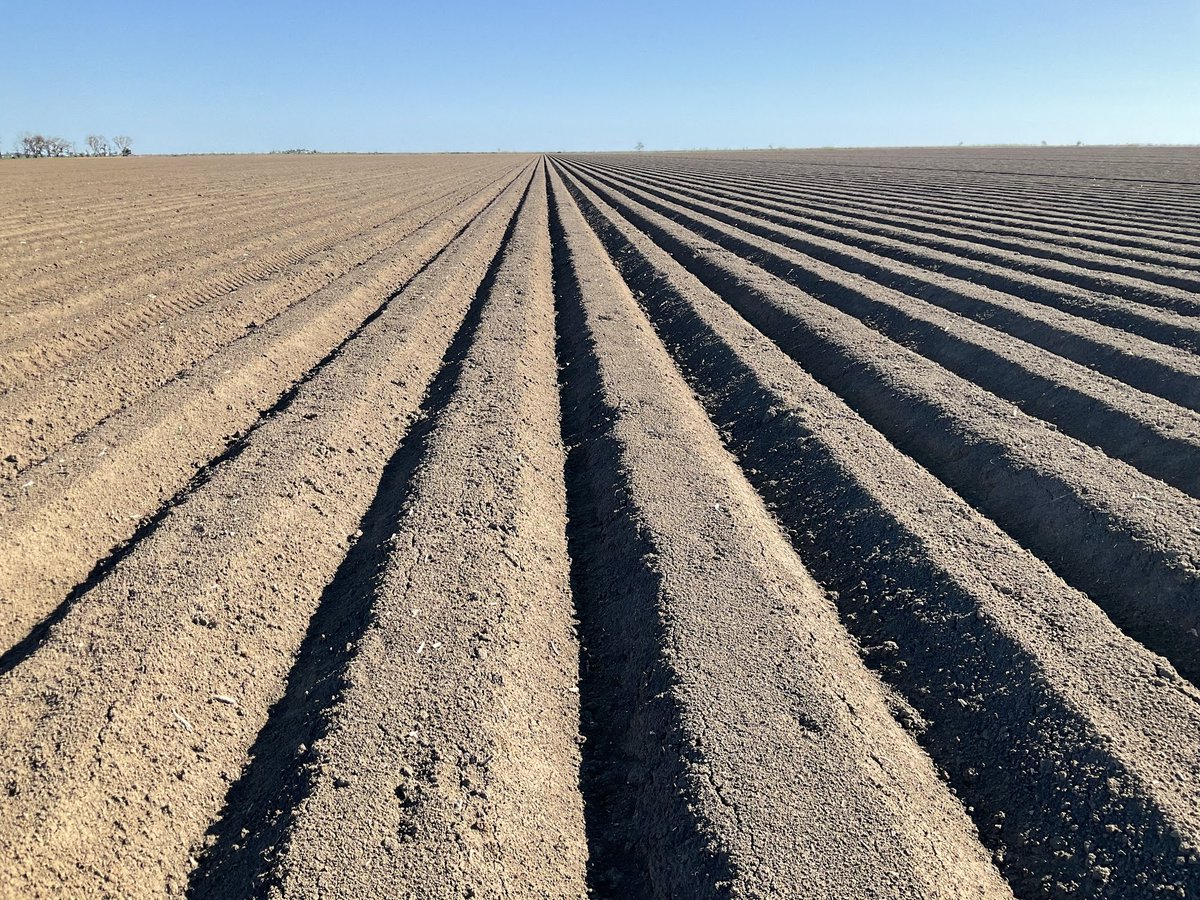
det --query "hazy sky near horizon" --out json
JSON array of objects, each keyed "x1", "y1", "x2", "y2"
[{"x1": 2, "y1": 0, "x2": 1197, "y2": 154}]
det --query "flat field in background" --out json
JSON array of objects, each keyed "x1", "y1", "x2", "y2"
[{"x1": 1, "y1": 147, "x2": 1199, "y2": 899}]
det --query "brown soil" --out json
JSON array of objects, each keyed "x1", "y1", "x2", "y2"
[{"x1": 1, "y1": 147, "x2": 1198, "y2": 899}]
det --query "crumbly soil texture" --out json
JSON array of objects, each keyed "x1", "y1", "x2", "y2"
[{"x1": 1, "y1": 147, "x2": 1199, "y2": 899}]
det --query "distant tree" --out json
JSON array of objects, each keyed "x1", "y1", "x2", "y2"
[
  {"x1": 45, "y1": 136, "x2": 74, "y2": 157},
  {"x1": 13, "y1": 132, "x2": 128, "y2": 158},
  {"x1": 19, "y1": 133, "x2": 46, "y2": 157},
  {"x1": 86, "y1": 134, "x2": 111, "y2": 156},
  {"x1": 17, "y1": 134, "x2": 75, "y2": 157},
  {"x1": 635, "y1": 141, "x2": 645, "y2": 151}
]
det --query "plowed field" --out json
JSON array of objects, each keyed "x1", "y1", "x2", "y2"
[{"x1": 1, "y1": 148, "x2": 1198, "y2": 899}]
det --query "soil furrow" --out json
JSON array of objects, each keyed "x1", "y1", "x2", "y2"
[
  {"x1": 0, "y1": 167, "x2": 515, "y2": 476},
  {"x1": 571, "y1": 159, "x2": 1200, "y2": 363},
  {"x1": 0, "y1": 165, "x2": 512, "y2": 387},
  {"x1": 0, "y1": 171, "x2": 414, "y2": 318},
  {"x1": 612, "y1": 158, "x2": 1200, "y2": 257},
  {"x1": 628, "y1": 164, "x2": 1200, "y2": 309},
  {"x1": 0, "y1": 163, "x2": 528, "y2": 661},
  {"x1": 572, "y1": 162, "x2": 1200, "y2": 349},
  {"x1": 0, "y1": 161, "x2": 501, "y2": 317},
  {"x1": 558, "y1": 160, "x2": 1200, "y2": 684},
  {"x1": 562, "y1": 167, "x2": 1200, "y2": 496},
  {"x1": 601, "y1": 161, "x2": 1200, "y2": 289},
  {"x1": 0, "y1": 159, "x2": 424, "y2": 252},
  {"x1": 723, "y1": 159, "x2": 1200, "y2": 228},
  {"x1": 554, "y1": 162, "x2": 1200, "y2": 898},
  {"x1": 0, "y1": 164, "x2": 534, "y2": 899},
  {"x1": 589, "y1": 165, "x2": 1200, "y2": 411},
  {"x1": 4, "y1": 147, "x2": 1199, "y2": 900},
  {"x1": 547, "y1": 163, "x2": 1011, "y2": 899},
  {"x1": 232, "y1": 161, "x2": 590, "y2": 900},
  {"x1": 659, "y1": 160, "x2": 1200, "y2": 249}
]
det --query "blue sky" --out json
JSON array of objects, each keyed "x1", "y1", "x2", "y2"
[{"x1": 1, "y1": 0, "x2": 1197, "y2": 153}]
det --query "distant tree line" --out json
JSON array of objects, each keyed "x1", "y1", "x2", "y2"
[{"x1": 5, "y1": 133, "x2": 132, "y2": 158}]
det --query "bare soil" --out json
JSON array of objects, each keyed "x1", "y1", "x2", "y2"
[{"x1": 1, "y1": 147, "x2": 1198, "y2": 898}]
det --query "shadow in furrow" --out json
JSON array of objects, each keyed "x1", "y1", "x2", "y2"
[
  {"x1": 575, "y1": 162, "x2": 1200, "y2": 412},
  {"x1": 0, "y1": 177, "x2": 520, "y2": 684},
  {"x1": 549, "y1": 174, "x2": 735, "y2": 899},
  {"x1": 557, "y1": 161, "x2": 1200, "y2": 687},
  {"x1": 186, "y1": 175, "x2": 533, "y2": 899},
  {"x1": 573, "y1": 160, "x2": 1200, "y2": 352},
  {"x1": 587, "y1": 162, "x2": 1200, "y2": 308},
  {"x1": 599, "y1": 172, "x2": 1200, "y2": 495},
  {"x1": 553, "y1": 168, "x2": 1199, "y2": 898}
]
